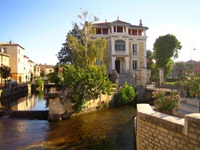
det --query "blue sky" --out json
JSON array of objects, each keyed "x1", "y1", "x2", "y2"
[{"x1": 0, "y1": 0, "x2": 200, "y2": 65}]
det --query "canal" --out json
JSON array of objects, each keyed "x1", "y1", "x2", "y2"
[{"x1": 0, "y1": 92, "x2": 137, "y2": 150}]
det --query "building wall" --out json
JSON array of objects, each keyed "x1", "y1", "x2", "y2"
[
  {"x1": 136, "y1": 104, "x2": 200, "y2": 150},
  {"x1": 1, "y1": 44, "x2": 25, "y2": 82}
]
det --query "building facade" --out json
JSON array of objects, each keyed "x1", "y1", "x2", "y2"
[
  {"x1": 93, "y1": 19, "x2": 151, "y2": 86},
  {"x1": 38, "y1": 64, "x2": 54, "y2": 76},
  {"x1": 0, "y1": 42, "x2": 35, "y2": 83}
]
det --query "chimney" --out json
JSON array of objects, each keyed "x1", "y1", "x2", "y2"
[
  {"x1": 9, "y1": 41, "x2": 12, "y2": 44},
  {"x1": 139, "y1": 20, "x2": 143, "y2": 26}
]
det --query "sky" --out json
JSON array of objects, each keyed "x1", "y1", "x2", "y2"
[{"x1": 0, "y1": 0, "x2": 200, "y2": 65}]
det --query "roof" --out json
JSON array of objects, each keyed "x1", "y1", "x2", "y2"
[
  {"x1": 93, "y1": 19, "x2": 148, "y2": 30},
  {"x1": 0, "y1": 42, "x2": 25, "y2": 50}
]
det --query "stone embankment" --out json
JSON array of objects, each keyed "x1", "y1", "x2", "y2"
[{"x1": 0, "y1": 110, "x2": 49, "y2": 120}]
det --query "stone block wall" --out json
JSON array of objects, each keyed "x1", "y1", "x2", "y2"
[{"x1": 136, "y1": 104, "x2": 200, "y2": 150}]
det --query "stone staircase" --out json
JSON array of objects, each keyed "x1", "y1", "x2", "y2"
[
  {"x1": 118, "y1": 72, "x2": 135, "y2": 86},
  {"x1": 173, "y1": 98, "x2": 200, "y2": 118}
]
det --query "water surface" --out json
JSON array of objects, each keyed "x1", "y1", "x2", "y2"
[{"x1": 0, "y1": 106, "x2": 136, "y2": 150}]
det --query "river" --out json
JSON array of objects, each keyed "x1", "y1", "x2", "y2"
[{"x1": 0, "y1": 92, "x2": 137, "y2": 150}]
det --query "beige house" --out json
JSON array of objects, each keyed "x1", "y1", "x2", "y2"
[
  {"x1": 93, "y1": 19, "x2": 151, "y2": 86},
  {"x1": 34, "y1": 64, "x2": 41, "y2": 77},
  {"x1": 0, "y1": 42, "x2": 35, "y2": 83},
  {"x1": 37, "y1": 63, "x2": 54, "y2": 76}
]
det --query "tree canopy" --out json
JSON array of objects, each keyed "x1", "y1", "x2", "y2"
[
  {"x1": 0, "y1": 65, "x2": 11, "y2": 88},
  {"x1": 56, "y1": 24, "x2": 82, "y2": 65},
  {"x1": 57, "y1": 10, "x2": 106, "y2": 68},
  {"x1": 0, "y1": 65, "x2": 11, "y2": 79},
  {"x1": 153, "y1": 34, "x2": 182, "y2": 68},
  {"x1": 61, "y1": 64, "x2": 112, "y2": 112}
]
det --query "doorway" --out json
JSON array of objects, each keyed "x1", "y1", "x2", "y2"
[{"x1": 115, "y1": 60, "x2": 120, "y2": 73}]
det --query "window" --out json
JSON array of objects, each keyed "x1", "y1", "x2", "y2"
[
  {"x1": 115, "y1": 40, "x2": 125, "y2": 51},
  {"x1": 1, "y1": 47, "x2": 7, "y2": 53},
  {"x1": 133, "y1": 61, "x2": 137, "y2": 70},
  {"x1": 133, "y1": 44, "x2": 137, "y2": 54}
]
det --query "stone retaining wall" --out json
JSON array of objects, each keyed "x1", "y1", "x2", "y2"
[
  {"x1": 8, "y1": 110, "x2": 48, "y2": 120},
  {"x1": 136, "y1": 104, "x2": 200, "y2": 150},
  {"x1": 47, "y1": 92, "x2": 116, "y2": 121}
]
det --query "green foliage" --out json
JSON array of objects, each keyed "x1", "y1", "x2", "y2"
[
  {"x1": 47, "y1": 65, "x2": 63, "y2": 84},
  {"x1": 0, "y1": 65, "x2": 11, "y2": 79},
  {"x1": 153, "y1": 34, "x2": 182, "y2": 68},
  {"x1": 57, "y1": 24, "x2": 82, "y2": 65},
  {"x1": 114, "y1": 83, "x2": 136, "y2": 106},
  {"x1": 40, "y1": 71, "x2": 45, "y2": 77},
  {"x1": 35, "y1": 76, "x2": 44, "y2": 91},
  {"x1": 153, "y1": 34, "x2": 182, "y2": 78},
  {"x1": 164, "y1": 59, "x2": 174, "y2": 77},
  {"x1": 152, "y1": 90, "x2": 180, "y2": 112},
  {"x1": 61, "y1": 64, "x2": 113, "y2": 112},
  {"x1": 66, "y1": 10, "x2": 106, "y2": 68},
  {"x1": 184, "y1": 72, "x2": 200, "y2": 98}
]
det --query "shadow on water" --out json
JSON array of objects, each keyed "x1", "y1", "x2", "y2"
[{"x1": 16, "y1": 106, "x2": 137, "y2": 150}]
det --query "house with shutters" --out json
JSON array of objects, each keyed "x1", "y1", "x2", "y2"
[{"x1": 92, "y1": 19, "x2": 151, "y2": 86}]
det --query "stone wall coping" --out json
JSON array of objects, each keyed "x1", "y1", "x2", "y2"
[{"x1": 137, "y1": 104, "x2": 185, "y2": 134}]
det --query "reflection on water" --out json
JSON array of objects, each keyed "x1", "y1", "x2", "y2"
[
  {"x1": 0, "y1": 106, "x2": 136, "y2": 150},
  {"x1": 0, "y1": 118, "x2": 49, "y2": 150},
  {"x1": 0, "y1": 92, "x2": 48, "y2": 111}
]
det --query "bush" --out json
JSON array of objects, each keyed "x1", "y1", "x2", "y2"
[
  {"x1": 184, "y1": 72, "x2": 200, "y2": 99},
  {"x1": 152, "y1": 90, "x2": 180, "y2": 112},
  {"x1": 114, "y1": 83, "x2": 137, "y2": 107}
]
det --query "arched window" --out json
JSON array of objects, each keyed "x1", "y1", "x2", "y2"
[{"x1": 115, "y1": 40, "x2": 125, "y2": 51}]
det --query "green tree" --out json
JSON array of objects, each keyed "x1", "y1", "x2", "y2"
[
  {"x1": 61, "y1": 64, "x2": 112, "y2": 112},
  {"x1": 67, "y1": 10, "x2": 106, "y2": 68},
  {"x1": 0, "y1": 65, "x2": 11, "y2": 88},
  {"x1": 40, "y1": 71, "x2": 45, "y2": 77},
  {"x1": 35, "y1": 76, "x2": 44, "y2": 91},
  {"x1": 55, "y1": 10, "x2": 112, "y2": 112},
  {"x1": 153, "y1": 34, "x2": 182, "y2": 80},
  {"x1": 57, "y1": 24, "x2": 82, "y2": 65}
]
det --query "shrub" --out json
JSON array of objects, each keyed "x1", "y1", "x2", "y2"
[
  {"x1": 184, "y1": 72, "x2": 200, "y2": 99},
  {"x1": 114, "y1": 83, "x2": 136, "y2": 106},
  {"x1": 152, "y1": 90, "x2": 180, "y2": 112}
]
